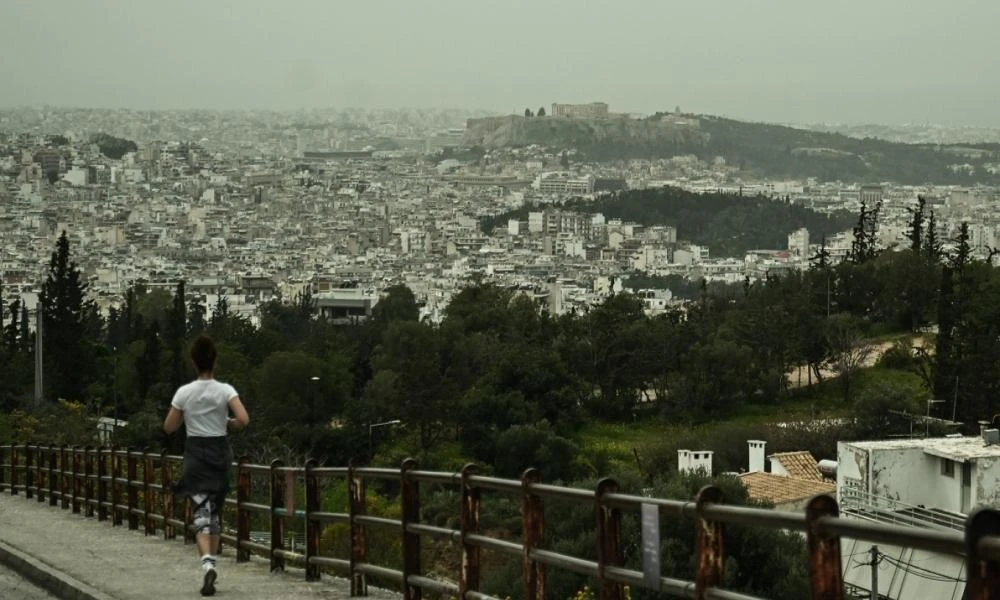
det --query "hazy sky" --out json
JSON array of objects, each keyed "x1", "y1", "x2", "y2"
[{"x1": 2, "y1": 0, "x2": 998, "y2": 126}]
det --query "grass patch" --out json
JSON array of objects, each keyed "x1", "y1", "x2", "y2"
[{"x1": 573, "y1": 366, "x2": 929, "y2": 470}]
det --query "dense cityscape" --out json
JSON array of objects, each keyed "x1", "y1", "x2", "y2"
[
  {"x1": 4, "y1": 2, "x2": 1000, "y2": 599},
  {"x1": 2, "y1": 104, "x2": 999, "y2": 327}
]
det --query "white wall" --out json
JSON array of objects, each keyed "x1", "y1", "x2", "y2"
[
  {"x1": 871, "y1": 449, "x2": 961, "y2": 511},
  {"x1": 838, "y1": 443, "x2": 964, "y2": 511},
  {"x1": 973, "y1": 456, "x2": 1000, "y2": 508}
]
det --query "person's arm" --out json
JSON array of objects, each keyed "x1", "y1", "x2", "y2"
[
  {"x1": 163, "y1": 406, "x2": 184, "y2": 434},
  {"x1": 227, "y1": 396, "x2": 249, "y2": 433}
]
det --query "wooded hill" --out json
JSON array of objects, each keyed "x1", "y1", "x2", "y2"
[
  {"x1": 463, "y1": 112, "x2": 1000, "y2": 184},
  {"x1": 482, "y1": 186, "x2": 857, "y2": 257}
]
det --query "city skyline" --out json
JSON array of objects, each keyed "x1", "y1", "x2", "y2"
[{"x1": 1, "y1": 0, "x2": 999, "y2": 127}]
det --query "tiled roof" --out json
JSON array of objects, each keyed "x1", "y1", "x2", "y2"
[
  {"x1": 739, "y1": 471, "x2": 835, "y2": 505},
  {"x1": 769, "y1": 450, "x2": 822, "y2": 480}
]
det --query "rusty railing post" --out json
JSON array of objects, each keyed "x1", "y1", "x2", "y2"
[
  {"x1": 112, "y1": 447, "x2": 123, "y2": 525},
  {"x1": 48, "y1": 446, "x2": 58, "y2": 507},
  {"x1": 143, "y1": 450, "x2": 155, "y2": 535},
  {"x1": 60, "y1": 445, "x2": 69, "y2": 509},
  {"x1": 270, "y1": 459, "x2": 286, "y2": 572},
  {"x1": 348, "y1": 459, "x2": 368, "y2": 597},
  {"x1": 521, "y1": 467, "x2": 545, "y2": 600},
  {"x1": 304, "y1": 459, "x2": 321, "y2": 581},
  {"x1": 36, "y1": 446, "x2": 47, "y2": 503},
  {"x1": 97, "y1": 447, "x2": 108, "y2": 520},
  {"x1": 24, "y1": 444, "x2": 33, "y2": 500},
  {"x1": 127, "y1": 450, "x2": 138, "y2": 529},
  {"x1": 161, "y1": 451, "x2": 174, "y2": 539},
  {"x1": 966, "y1": 508, "x2": 1000, "y2": 599},
  {"x1": 459, "y1": 463, "x2": 481, "y2": 599},
  {"x1": 35, "y1": 446, "x2": 45, "y2": 503},
  {"x1": 805, "y1": 494, "x2": 844, "y2": 600},
  {"x1": 236, "y1": 456, "x2": 250, "y2": 562},
  {"x1": 694, "y1": 485, "x2": 725, "y2": 600},
  {"x1": 84, "y1": 446, "x2": 95, "y2": 517},
  {"x1": 400, "y1": 458, "x2": 422, "y2": 600},
  {"x1": 72, "y1": 446, "x2": 83, "y2": 514},
  {"x1": 596, "y1": 478, "x2": 625, "y2": 600},
  {"x1": 9, "y1": 444, "x2": 17, "y2": 496}
]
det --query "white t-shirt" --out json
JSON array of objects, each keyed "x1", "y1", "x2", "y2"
[{"x1": 170, "y1": 378, "x2": 238, "y2": 438}]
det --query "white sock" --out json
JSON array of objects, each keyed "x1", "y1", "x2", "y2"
[{"x1": 201, "y1": 555, "x2": 217, "y2": 571}]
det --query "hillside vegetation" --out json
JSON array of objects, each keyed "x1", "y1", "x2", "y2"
[{"x1": 483, "y1": 186, "x2": 856, "y2": 257}]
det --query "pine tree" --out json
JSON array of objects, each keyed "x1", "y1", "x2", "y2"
[
  {"x1": 187, "y1": 295, "x2": 206, "y2": 337},
  {"x1": 208, "y1": 295, "x2": 229, "y2": 340},
  {"x1": 848, "y1": 201, "x2": 881, "y2": 264},
  {"x1": 538, "y1": 107, "x2": 546, "y2": 117},
  {"x1": 810, "y1": 235, "x2": 831, "y2": 269},
  {"x1": 4, "y1": 299, "x2": 18, "y2": 351},
  {"x1": 933, "y1": 266, "x2": 956, "y2": 401},
  {"x1": 0, "y1": 277, "x2": 4, "y2": 359},
  {"x1": 19, "y1": 302, "x2": 30, "y2": 353},
  {"x1": 169, "y1": 281, "x2": 187, "y2": 388},
  {"x1": 135, "y1": 321, "x2": 161, "y2": 400},
  {"x1": 38, "y1": 231, "x2": 92, "y2": 401},
  {"x1": 907, "y1": 196, "x2": 926, "y2": 252},
  {"x1": 925, "y1": 210, "x2": 940, "y2": 261},
  {"x1": 951, "y1": 222, "x2": 972, "y2": 272}
]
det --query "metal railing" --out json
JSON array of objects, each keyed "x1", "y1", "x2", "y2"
[
  {"x1": 2, "y1": 443, "x2": 1000, "y2": 600},
  {"x1": 840, "y1": 487, "x2": 967, "y2": 532}
]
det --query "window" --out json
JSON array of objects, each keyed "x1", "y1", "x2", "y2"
[{"x1": 941, "y1": 458, "x2": 954, "y2": 477}]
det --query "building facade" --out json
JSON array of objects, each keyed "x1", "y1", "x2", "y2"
[{"x1": 550, "y1": 102, "x2": 609, "y2": 119}]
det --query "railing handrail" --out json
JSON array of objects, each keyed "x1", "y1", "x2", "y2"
[
  {"x1": 2, "y1": 443, "x2": 999, "y2": 600},
  {"x1": 840, "y1": 486, "x2": 967, "y2": 531}
]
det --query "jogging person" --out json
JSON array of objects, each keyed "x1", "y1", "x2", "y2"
[{"x1": 163, "y1": 335, "x2": 249, "y2": 596}]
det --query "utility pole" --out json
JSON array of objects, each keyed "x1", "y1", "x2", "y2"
[{"x1": 869, "y1": 545, "x2": 879, "y2": 600}]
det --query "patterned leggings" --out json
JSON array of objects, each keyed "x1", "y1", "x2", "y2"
[{"x1": 191, "y1": 493, "x2": 221, "y2": 536}]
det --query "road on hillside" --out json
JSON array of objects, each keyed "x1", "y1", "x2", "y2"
[{"x1": 0, "y1": 563, "x2": 57, "y2": 599}]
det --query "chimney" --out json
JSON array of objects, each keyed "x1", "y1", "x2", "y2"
[
  {"x1": 678, "y1": 449, "x2": 691, "y2": 473},
  {"x1": 748, "y1": 440, "x2": 766, "y2": 473},
  {"x1": 690, "y1": 451, "x2": 713, "y2": 475}
]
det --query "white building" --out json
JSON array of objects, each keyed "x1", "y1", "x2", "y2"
[
  {"x1": 787, "y1": 228, "x2": 810, "y2": 258},
  {"x1": 835, "y1": 433, "x2": 1000, "y2": 599}
]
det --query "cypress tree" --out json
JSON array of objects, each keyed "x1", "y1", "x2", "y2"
[{"x1": 38, "y1": 231, "x2": 91, "y2": 401}]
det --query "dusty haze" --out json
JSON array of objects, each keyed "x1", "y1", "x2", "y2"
[{"x1": 1, "y1": 0, "x2": 997, "y2": 126}]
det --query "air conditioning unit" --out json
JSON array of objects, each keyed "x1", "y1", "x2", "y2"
[{"x1": 984, "y1": 429, "x2": 1000, "y2": 446}]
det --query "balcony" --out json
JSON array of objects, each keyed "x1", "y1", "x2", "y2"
[{"x1": 840, "y1": 487, "x2": 966, "y2": 532}]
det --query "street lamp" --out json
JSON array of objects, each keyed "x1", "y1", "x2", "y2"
[{"x1": 368, "y1": 419, "x2": 401, "y2": 455}]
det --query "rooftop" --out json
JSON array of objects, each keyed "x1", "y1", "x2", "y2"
[
  {"x1": 842, "y1": 435, "x2": 1000, "y2": 462},
  {"x1": 739, "y1": 471, "x2": 835, "y2": 505},
  {"x1": 768, "y1": 450, "x2": 822, "y2": 481}
]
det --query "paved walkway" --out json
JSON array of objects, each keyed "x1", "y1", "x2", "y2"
[
  {"x1": 0, "y1": 562, "x2": 57, "y2": 599},
  {"x1": 0, "y1": 493, "x2": 400, "y2": 600}
]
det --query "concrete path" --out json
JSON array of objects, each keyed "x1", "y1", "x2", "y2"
[
  {"x1": 0, "y1": 493, "x2": 400, "y2": 600},
  {"x1": 0, "y1": 562, "x2": 58, "y2": 599}
]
